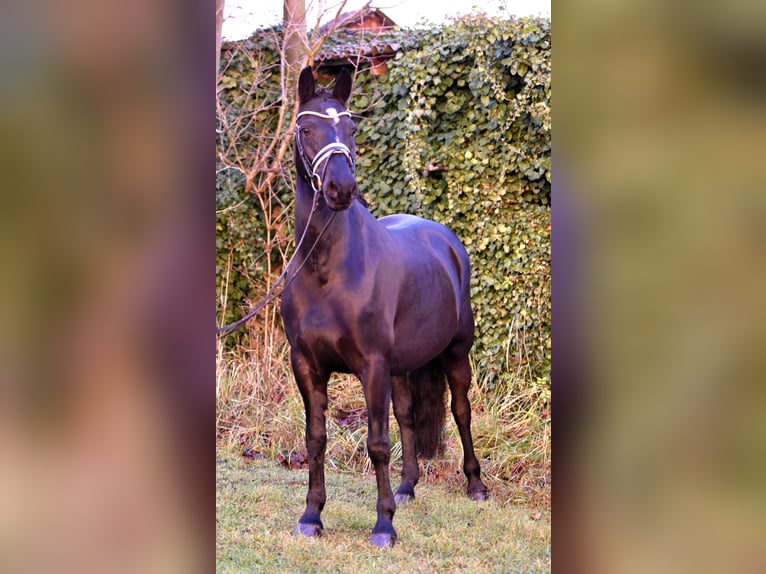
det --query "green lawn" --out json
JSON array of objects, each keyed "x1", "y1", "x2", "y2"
[{"x1": 216, "y1": 452, "x2": 550, "y2": 573}]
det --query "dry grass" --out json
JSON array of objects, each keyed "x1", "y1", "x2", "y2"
[{"x1": 216, "y1": 325, "x2": 551, "y2": 510}]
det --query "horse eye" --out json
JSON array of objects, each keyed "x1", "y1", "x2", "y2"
[{"x1": 300, "y1": 127, "x2": 311, "y2": 136}]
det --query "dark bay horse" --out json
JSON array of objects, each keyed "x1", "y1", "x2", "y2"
[{"x1": 280, "y1": 66, "x2": 487, "y2": 548}]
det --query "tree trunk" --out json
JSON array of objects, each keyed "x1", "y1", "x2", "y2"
[
  {"x1": 216, "y1": 0, "x2": 225, "y2": 77},
  {"x1": 283, "y1": 0, "x2": 307, "y2": 92}
]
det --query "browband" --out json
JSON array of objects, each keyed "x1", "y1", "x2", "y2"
[{"x1": 296, "y1": 110, "x2": 353, "y2": 121}]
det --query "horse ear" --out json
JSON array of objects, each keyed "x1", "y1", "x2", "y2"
[
  {"x1": 333, "y1": 68, "x2": 353, "y2": 107},
  {"x1": 298, "y1": 66, "x2": 315, "y2": 105}
]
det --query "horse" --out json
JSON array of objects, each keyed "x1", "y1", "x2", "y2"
[{"x1": 280, "y1": 66, "x2": 488, "y2": 548}]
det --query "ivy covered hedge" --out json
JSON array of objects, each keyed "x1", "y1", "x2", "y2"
[{"x1": 217, "y1": 16, "x2": 550, "y2": 384}]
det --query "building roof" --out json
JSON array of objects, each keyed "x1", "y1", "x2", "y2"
[
  {"x1": 317, "y1": 2, "x2": 397, "y2": 35},
  {"x1": 314, "y1": 3, "x2": 400, "y2": 75}
]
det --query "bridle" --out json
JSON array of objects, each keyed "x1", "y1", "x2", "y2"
[{"x1": 294, "y1": 109, "x2": 356, "y2": 193}]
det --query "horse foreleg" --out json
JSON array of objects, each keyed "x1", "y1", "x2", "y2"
[
  {"x1": 291, "y1": 350, "x2": 330, "y2": 537},
  {"x1": 443, "y1": 354, "x2": 488, "y2": 501},
  {"x1": 391, "y1": 374, "x2": 419, "y2": 503},
  {"x1": 360, "y1": 359, "x2": 397, "y2": 547}
]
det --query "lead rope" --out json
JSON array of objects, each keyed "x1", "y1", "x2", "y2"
[{"x1": 216, "y1": 189, "x2": 335, "y2": 338}]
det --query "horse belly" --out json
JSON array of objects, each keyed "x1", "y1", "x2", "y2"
[
  {"x1": 389, "y1": 299, "x2": 459, "y2": 374},
  {"x1": 384, "y1": 236, "x2": 467, "y2": 373}
]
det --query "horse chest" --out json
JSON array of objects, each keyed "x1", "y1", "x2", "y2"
[
  {"x1": 284, "y1": 283, "x2": 392, "y2": 367},
  {"x1": 283, "y1": 286, "x2": 354, "y2": 328},
  {"x1": 295, "y1": 303, "x2": 338, "y2": 339}
]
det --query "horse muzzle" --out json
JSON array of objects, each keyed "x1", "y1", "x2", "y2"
[{"x1": 323, "y1": 174, "x2": 358, "y2": 211}]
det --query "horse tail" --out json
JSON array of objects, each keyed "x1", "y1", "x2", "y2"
[{"x1": 408, "y1": 360, "x2": 448, "y2": 459}]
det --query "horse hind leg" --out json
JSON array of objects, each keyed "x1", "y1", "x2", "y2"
[
  {"x1": 393, "y1": 360, "x2": 452, "y2": 503},
  {"x1": 442, "y1": 351, "x2": 488, "y2": 500},
  {"x1": 391, "y1": 374, "x2": 418, "y2": 503}
]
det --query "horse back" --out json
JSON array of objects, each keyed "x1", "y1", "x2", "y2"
[{"x1": 380, "y1": 213, "x2": 472, "y2": 296}]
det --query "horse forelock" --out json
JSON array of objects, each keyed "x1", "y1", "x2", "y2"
[{"x1": 305, "y1": 87, "x2": 346, "y2": 110}]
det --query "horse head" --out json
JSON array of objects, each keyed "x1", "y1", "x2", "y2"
[{"x1": 295, "y1": 66, "x2": 359, "y2": 211}]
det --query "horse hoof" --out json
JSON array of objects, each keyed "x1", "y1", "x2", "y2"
[
  {"x1": 370, "y1": 532, "x2": 396, "y2": 548},
  {"x1": 468, "y1": 490, "x2": 488, "y2": 501},
  {"x1": 394, "y1": 492, "x2": 415, "y2": 504},
  {"x1": 293, "y1": 522, "x2": 323, "y2": 538}
]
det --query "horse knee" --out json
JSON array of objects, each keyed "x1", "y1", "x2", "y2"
[
  {"x1": 367, "y1": 436, "x2": 391, "y2": 465},
  {"x1": 306, "y1": 433, "x2": 327, "y2": 459}
]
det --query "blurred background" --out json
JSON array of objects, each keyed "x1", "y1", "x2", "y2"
[
  {"x1": 1, "y1": 0, "x2": 764, "y2": 572},
  {"x1": 0, "y1": 1, "x2": 214, "y2": 572},
  {"x1": 555, "y1": 0, "x2": 766, "y2": 571}
]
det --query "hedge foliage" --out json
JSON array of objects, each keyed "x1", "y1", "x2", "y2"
[{"x1": 217, "y1": 16, "x2": 551, "y2": 385}]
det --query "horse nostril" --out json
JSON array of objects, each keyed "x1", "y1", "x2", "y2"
[{"x1": 324, "y1": 178, "x2": 357, "y2": 206}]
